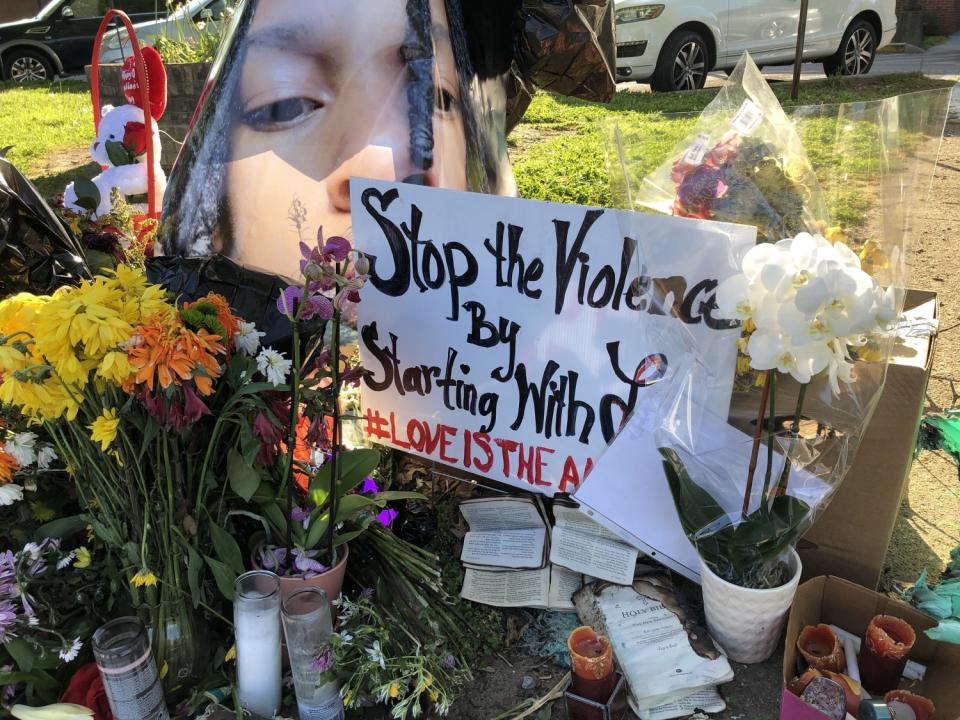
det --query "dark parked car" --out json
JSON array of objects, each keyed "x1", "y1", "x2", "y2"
[{"x1": 0, "y1": 0, "x2": 165, "y2": 82}]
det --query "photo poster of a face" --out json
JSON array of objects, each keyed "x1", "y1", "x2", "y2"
[
  {"x1": 159, "y1": 0, "x2": 516, "y2": 281},
  {"x1": 351, "y1": 178, "x2": 757, "y2": 496}
]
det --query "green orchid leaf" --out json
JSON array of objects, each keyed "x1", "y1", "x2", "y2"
[
  {"x1": 659, "y1": 447, "x2": 727, "y2": 538},
  {"x1": 309, "y1": 448, "x2": 380, "y2": 503},
  {"x1": 305, "y1": 517, "x2": 328, "y2": 550},
  {"x1": 260, "y1": 500, "x2": 288, "y2": 537},
  {"x1": 332, "y1": 528, "x2": 367, "y2": 548},
  {"x1": 371, "y1": 491, "x2": 426, "y2": 503}
]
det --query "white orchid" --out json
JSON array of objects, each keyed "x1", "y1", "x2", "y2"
[{"x1": 717, "y1": 232, "x2": 895, "y2": 392}]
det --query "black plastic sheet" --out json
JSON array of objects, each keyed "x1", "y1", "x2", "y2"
[
  {"x1": 0, "y1": 157, "x2": 90, "y2": 296},
  {"x1": 505, "y1": 0, "x2": 616, "y2": 129},
  {"x1": 146, "y1": 254, "x2": 324, "y2": 350}
]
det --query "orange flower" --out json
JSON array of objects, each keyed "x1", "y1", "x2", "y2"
[
  {"x1": 127, "y1": 318, "x2": 226, "y2": 396},
  {"x1": 0, "y1": 451, "x2": 19, "y2": 485}
]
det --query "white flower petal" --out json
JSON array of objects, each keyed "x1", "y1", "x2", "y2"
[
  {"x1": 742, "y1": 243, "x2": 783, "y2": 281},
  {"x1": 715, "y1": 274, "x2": 751, "y2": 319},
  {"x1": 0, "y1": 484, "x2": 24, "y2": 506},
  {"x1": 746, "y1": 331, "x2": 781, "y2": 371}
]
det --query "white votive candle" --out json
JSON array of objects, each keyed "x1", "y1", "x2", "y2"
[{"x1": 234, "y1": 570, "x2": 282, "y2": 718}]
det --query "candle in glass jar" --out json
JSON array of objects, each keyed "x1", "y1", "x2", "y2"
[
  {"x1": 858, "y1": 615, "x2": 915, "y2": 694},
  {"x1": 567, "y1": 626, "x2": 616, "y2": 703},
  {"x1": 234, "y1": 571, "x2": 282, "y2": 718}
]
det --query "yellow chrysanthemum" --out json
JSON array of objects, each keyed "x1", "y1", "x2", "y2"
[
  {"x1": 97, "y1": 351, "x2": 135, "y2": 385},
  {"x1": 89, "y1": 408, "x2": 120, "y2": 452},
  {"x1": 429, "y1": 690, "x2": 439, "y2": 703},
  {"x1": 130, "y1": 569, "x2": 158, "y2": 587},
  {"x1": 736, "y1": 355, "x2": 752, "y2": 375},
  {"x1": 74, "y1": 547, "x2": 92, "y2": 569},
  {"x1": 423, "y1": 674, "x2": 433, "y2": 688},
  {"x1": 225, "y1": 645, "x2": 236, "y2": 662},
  {"x1": 389, "y1": 683, "x2": 399, "y2": 699},
  {"x1": 342, "y1": 691, "x2": 353, "y2": 707}
]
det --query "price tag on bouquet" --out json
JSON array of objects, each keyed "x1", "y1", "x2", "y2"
[
  {"x1": 730, "y1": 98, "x2": 765, "y2": 136},
  {"x1": 682, "y1": 132, "x2": 713, "y2": 166}
]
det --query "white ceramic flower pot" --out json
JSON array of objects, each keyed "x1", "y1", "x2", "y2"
[{"x1": 700, "y1": 548, "x2": 802, "y2": 664}]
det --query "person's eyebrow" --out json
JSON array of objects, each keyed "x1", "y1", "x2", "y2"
[{"x1": 246, "y1": 25, "x2": 340, "y2": 68}]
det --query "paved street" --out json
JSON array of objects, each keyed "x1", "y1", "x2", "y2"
[{"x1": 619, "y1": 31, "x2": 960, "y2": 93}]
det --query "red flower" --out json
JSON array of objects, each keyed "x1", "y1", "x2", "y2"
[{"x1": 60, "y1": 662, "x2": 114, "y2": 720}]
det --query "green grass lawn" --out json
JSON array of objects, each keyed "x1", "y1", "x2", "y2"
[
  {"x1": 0, "y1": 80, "x2": 92, "y2": 173},
  {"x1": 0, "y1": 72, "x2": 953, "y2": 232},
  {"x1": 511, "y1": 74, "x2": 955, "y2": 236}
]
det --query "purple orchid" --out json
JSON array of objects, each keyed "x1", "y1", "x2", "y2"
[
  {"x1": 277, "y1": 286, "x2": 334, "y2": 322},
  {"x1": 321, "y1": 236, "x2": 351, "y2": 263},
  {"x1": 360, "y1": 477, "x2": 379, "y2": 494},
  {"x1": 292, "y1": 548, "x2": 328, "y2": 577}
]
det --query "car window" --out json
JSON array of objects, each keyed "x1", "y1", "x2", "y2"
[
  {"x1": 66, "y1": 0, "x2": 109, "y2": 18},
  {"x1": 113, "y1": 0, "x2": 164, "y2": 16}
]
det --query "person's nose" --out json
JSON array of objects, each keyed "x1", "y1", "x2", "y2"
[{"x1": 325, "y1": 143, "x2": 399, "y2": 214}]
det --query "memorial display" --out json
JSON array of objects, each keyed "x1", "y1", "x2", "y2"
[{"x1": 0, "y1": 0, "x2": 958, "y2": 718}]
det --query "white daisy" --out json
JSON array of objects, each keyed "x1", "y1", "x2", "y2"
[
  {"x1": 27, "y1": 615, "x2": 39, "y2": 627},
  {"x1": 21, "y1": 542, "x2": 41, "y2": 560},
  {"x1": 58, "y1": 636, "x2": 82, "y2": 663},
  {"x1": 234, "y1": 322, "x2": 265, "y2": 356},
  {"x1": 57, "y1": 551, "x2": 76, "y2": 571},
  {"x1": 5, "y1": 432, "x2": 37, "y2": 467},
  {"x1": 256, "y1": 348, "x2": 292, "y2": 387},
  {"x1": 36, "y1": 445, "x2": 57, "y2": 470},
  {"x1": 0, "y1": 485, "x2": 24, "y2": 506}
]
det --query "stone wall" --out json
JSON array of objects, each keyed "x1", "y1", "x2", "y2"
[{"x1": 86, "y1": 61, "x2": 212, "y2": 170}]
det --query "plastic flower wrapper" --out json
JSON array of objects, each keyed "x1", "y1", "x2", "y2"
[
  {"x1": 654, "y1": 231, "x2": 901, "y2": 589},
  {"x1": 0, "y1": 157, "x2": 91, "y2": 296},
  {"x1": 616, "y1": 53, "x2": 828, "y2": 244}
]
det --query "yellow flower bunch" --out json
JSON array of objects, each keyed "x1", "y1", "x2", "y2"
[{"x1": 0, "y1": 267, "x2": 176, "y2": 421}]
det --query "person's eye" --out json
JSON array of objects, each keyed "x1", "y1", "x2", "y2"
[
  {"x1": 435, "y1": 86, "x2": 460, "y2": 116},
  {"x1": 241, "y1": 97, "x2": 324, "y2": 130}
]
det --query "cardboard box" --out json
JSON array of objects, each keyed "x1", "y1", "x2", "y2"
[
  {"x1": 780, "y1": 576, "x2": 960, "y2": 720},
  {"x1": 798, "y1": 290, "x2": 938, "y2": 589}
]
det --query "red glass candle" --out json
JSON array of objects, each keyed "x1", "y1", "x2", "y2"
[
  {"x1": 858, "y1": 615, "x2": 916, "y2": 694},
  {"x1": 885, "y1": 690, "x2": 935, "y2": 720},
  {"x1": 568, "y1": 626, "x2": 616, "y2": 703},
  {"x1": 797, "y1": 624, "x2": 845, "y2": 673}
]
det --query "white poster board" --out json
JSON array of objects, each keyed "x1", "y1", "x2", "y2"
[{"x1": 352, "y1": 179, "x2": 755, "y2": 495}]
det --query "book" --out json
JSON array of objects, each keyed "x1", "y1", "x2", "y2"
[
  {"x1": 549, "y1": 503, "x2": 639, "y2": 585},
  {"x1": 458, "y1": 496, "x2": 548, "y2": 571},
  {"x1": 460, "y1": 564, "x2": 583, "y2": 611}
]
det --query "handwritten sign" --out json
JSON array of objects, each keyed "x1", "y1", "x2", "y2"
[{"x1": 352, "y1": 180, "x2": 756, "y2": 495}]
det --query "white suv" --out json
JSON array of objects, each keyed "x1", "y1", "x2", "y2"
[{"x1": 614, "y1": 0, "x2": 897, "y2": 91}]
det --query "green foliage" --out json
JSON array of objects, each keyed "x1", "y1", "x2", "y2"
[
  {"x1": 660, "y1": 447, "x2": 810, "y2": 589},
  {"x1": 69, "y1": 176, "x2": 100, "y2": 212}
]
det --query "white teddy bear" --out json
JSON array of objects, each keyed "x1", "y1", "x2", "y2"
[
  {"x1": 63, "y1": 102, "x2": 167, "y2": 219},
  {"x1": 63, "y1": 46, "x2": 168, "y2": 220}
]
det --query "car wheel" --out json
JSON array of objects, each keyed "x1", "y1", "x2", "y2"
[
  {"x1": 651, "y1": 30, "x2": 709, "y2": 92},
  {"x1": 3, "y1": 49, "x2": 55, "y2": 83},
  {"x1": 822, "y1": 19, "x2": 877, "y2": 76}
]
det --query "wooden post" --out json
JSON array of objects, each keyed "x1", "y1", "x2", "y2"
[{"x1": 790, "y1": 0, "x2": 811, "y2": 101}]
